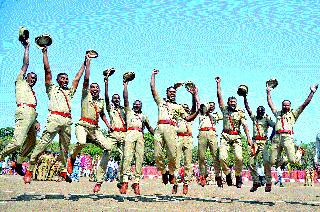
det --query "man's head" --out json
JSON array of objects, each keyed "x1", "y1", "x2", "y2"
[
  {"x1": 227, "y1": 96, "x2": 237, "y2": 110},
  {"x1": 26, "y1": 72, "x2": 37, "y2": 87},
  {"x1": 111, "y1": 94, "x2": 121, "y2": 106},
  {"x1": 90, "y1": 83, "x2": 100, "y2": 99},
  {"x1": 208, "y1": 102, "x2": 215, "y2": 113},
  {"x1": 182, "y1": 104, "x2": 191, "y2": 114},
  {"x1": 282, "y1": 100, "x2": 291, "y2": 113},
  {"x1": 56, "y1": 73, "x2": 69, "y2": 89},
  {"x1": 256, "y1": 106, "x2": 265, "y2": 117},
  {"x1": 133, "y1": 100, "x2": 142, "y2": 113},
  {"x1": 166, "y1": 86, "x2": 176, "y2": 102}
]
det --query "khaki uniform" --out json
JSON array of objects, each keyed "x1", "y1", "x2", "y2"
[
  {"x1": 154, "y1": 96, "x2": 187, "y2": 175},
  {"x1": 265, "y1": 108, "x2": 303, "y2": 184},
  {"x1": 73, "y1": 89, "x2": 112, "y2": 159},
  {"x1": 96, "y1": 104, "x2": 126, "y2": 183},
  {"x1": 198, "y1": 112, "x2": 223, "y2": 178},
  {"x1": 175, "y1": 118, "x2": 193, "y2": 185},
  {"x1": 29, "y1": 83, "x2": 76, "y2": 172},
  {"x1": 248, "y1": 114, "x2": 275, "y2": 184},
  {"x1": 219, "y1": 106, "x2": 247, "y2": 176},
  {"x1": 122, "y1": 107, "x2": 150, "y2": 183},
  {"x1": 0, "y1": 72, "x2": 38, "y2": 164}
]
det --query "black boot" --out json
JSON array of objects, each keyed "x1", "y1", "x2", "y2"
[
  {"x1": 15, "y1": 163, "x2": 25, "y2": 176},
  {"x1": 236, "y1": 176, "x2": 242, "y2": 188},
  {"x1": 226, "y1": 173, "x2": 233, "y2": 186},
  {"x1": 215, "y1": 176, "x2": 223, "y2": 188}
]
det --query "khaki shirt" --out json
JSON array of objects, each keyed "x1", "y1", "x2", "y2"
[
  {"x1": 46, "y1": 83, "x2": 76, "y2": 113},
  {"x1": 220, "y1": 106, "x2": 247, "y2": 132},
  {"x1": 177, "y1": 118, "x2": 192, "y2": 134},
  {"x1": 250, "y1": 114, "x2": 275, "y2": 137},
  {"x1": 125, "y1": 107, "x2": 149, "y2": 130},
  {"x1": 273, "y1": 108, "x2": 302, "y2": 132},
  {"x1": 107, "y1": 104, "x2": 126, "y2": 129},
  {"x1": 15, "y1": 72, "x2": 37, "y2": 106},
  {"x1": 198, "y1": 112, "x2": 223, "y2": 129},
  {"x1": 155, "y1": 96, "x2": 187, "y2": 123},
  {"x1": 78, "y1": 89, "x2": 104, "y2": 128}
]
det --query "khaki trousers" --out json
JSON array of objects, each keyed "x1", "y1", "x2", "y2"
[
  {"x1": 198, "y1": 131, "x2": 221, "y2": 177},
  {"x1": 175, "y1": 135, "x2": 193, "y2": 184},
  {"x1": 28, "y1": 114, "x2": 72, "y2": 172},
  {"x1": 96, "y1": 131, "x2": 125, "y2": 183},
  {"x1": 154, "y1": 124, "x2": 178, "y2": 174},
  {"x1": 0, "y1": 106, "x2": 37, "y2": 164},
  {"x1": 219, "y1": 132, "x2": 243, "y2": 176},
  {"x1": 248, "y1": 139, "x2": 270, "y2": 184},
  {"x1": 122, "y1": 130, "x2": 145, "y2": 183},
  {"x1": 265, "y1": 134, "x2": 302, "y2": 183}
]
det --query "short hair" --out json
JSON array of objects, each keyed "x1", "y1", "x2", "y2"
[
  {"x1": 282, "y1": 100, "x2": 291, "y2": 105},
  {"x1": 208, "y1": 101, "x2": 215, "y2": 105},
  {"x1": 166, "y1": 86, "x2": 176, "y2": 93},
  {"x1": 228, "y1": 96, "x2": 237, "y2": 102},
  {"x1": 26, "y1": 72, "x2": 37, "y2": 80},
  {"x1": 257, "y1": 106, "x2": 265, "y2": 111},
  {"x1": 112, "y1": 94, "x2": 120, "y2": 99},
  {"x1": 90, "y1": 82, "x2": 100, "y2": 88},
  {"x1": 56, "y1": 73, "x2": 68, "y2": 81},
  {"x1": 134, "y1": 100, "x2": 142, "y2": 108}
]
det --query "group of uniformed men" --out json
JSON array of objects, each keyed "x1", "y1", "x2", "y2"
[{"x1": 0, "y1": 35, "x2": 318, "y2": 196}]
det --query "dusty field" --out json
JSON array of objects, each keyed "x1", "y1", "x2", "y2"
[{"x1": 0, "y1": 175, "x2": 320, "y2": 211}]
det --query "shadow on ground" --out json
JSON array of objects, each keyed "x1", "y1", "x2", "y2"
[{"x1": 1, "y1": 193, "x2": 319, "y2": 207}]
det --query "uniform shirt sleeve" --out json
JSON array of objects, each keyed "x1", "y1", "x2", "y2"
[
  {"x1": 82, "y1": 88, "x2": 89, "y2": 97},
  {"x1": 249, "y1": 114, "x2": 255, "y2": 121},
  {"x1": 154, "y1": 93, "x2": 162, "y2": 105},
  {"x1": 217, "y1": 112, "x2": 223, "y2": 121},
  {"x1": 69, "y1": 86, "x2": 76, "y2": 99},
  {"x1": 292, "y1": 107, "x2": 303, "y2": 121},
  {"x1": 16, "y1": 71, "x2": 25, "y2": 82},
  {"x1": 267, "y1": 115, "x2": 276, "y2": 127},
  {"x1": 45, "y1": 83, "x2": 54, "y2": 95}
]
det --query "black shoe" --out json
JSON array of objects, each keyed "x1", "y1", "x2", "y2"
[
  {"x1": 172, "y1": 185, "x2": 178, "y2": 194},
  {"x1": 162, "y1": 171, "x2": 169, "y2": 185},
  {"x1": 168, "y1": 174, "x2": 175, "y2": 184},
  {"x1": 15, "y1": 163, "x2": 25, "y2": 176},
  {"x1": 236, "y1": 176, "x2": 242, "y2": 188},
  {"x1": 215, "y1": 176, "x2": 223, "y2": 188},
  {"x1": 250, "y1": 183, "x2": 261, "y2": 192},
  {"x1": 226, "y1": 173, "x2": 233, "y2": 186},
  {"x1": 66, "y1": 174, "x2": 72, "y2": 183},
  {"x1": 117, "y1": 182, "x2": 122, "y2": 189}
]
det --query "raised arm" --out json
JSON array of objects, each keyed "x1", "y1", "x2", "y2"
[
  {"x1": 150, "y1": 69, "x2": 160, "y2": 103},
  {"x1": 123, "y1": 81, "x2": 129, "y2": 108},
  {"x1": 19, "y1": 39, "x2": 30, "y2": 77},
  {"x1": 215, "y1": 77, "x2": 225, "y2": 108},
  {"x1": 266, "y1": 86, "x2": 277, "y2": 114},
  {"x1": 185, "y1": 86, "x2": 200, "y2": 121},
  {"x1": 243, "y1": 95, "x2": 253, "y2": 117},
  {"x1": 190, "y1": 87, "x2": 200, "y2": 113},
  {"x1": 104, "y1": 77, "x2": 111, "y2": 111},
  {"x1": 71, "y1": 60, "x2": 86, "y2": 90},
  {"x1": 42, "y1": 47, "x2": 52, "y2": 86},
  {"x1": 82, "y1": 55, "x2": 91, "y2": 90},
  {"x1": 185, "y1": 110, "x2": 200, "y2": 122},
  {"x1": 298, "y1": 84, "x2": 318, "y2": 112}
]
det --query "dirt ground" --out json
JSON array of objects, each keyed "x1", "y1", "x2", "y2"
[{"x1": 0, "y1": 175, "x2": 320, "y2": 211}]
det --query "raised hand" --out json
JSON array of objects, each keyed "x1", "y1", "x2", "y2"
[
  {"x1": 215, "y1": 76, "x2": 221, "y2": 83},
  {"x1": 311, "y1": 84, "x2": 318, "y2": 93}
]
